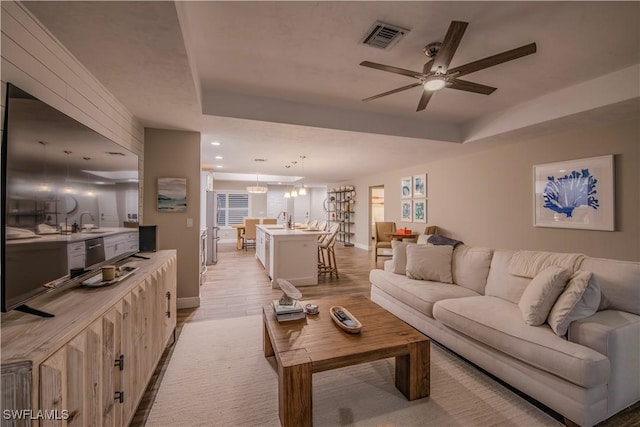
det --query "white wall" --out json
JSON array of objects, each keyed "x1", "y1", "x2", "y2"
[{"x1": 343, "y1": 119, "x2": 639, "y2": 261}]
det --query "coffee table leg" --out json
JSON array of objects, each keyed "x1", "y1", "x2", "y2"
[
  {"x1": 395, "y1": 340, "x2": 430, "y2": 400},
  {"x1": 279, "y1": 361, "x2": 312, "y2": 427},
  {"x1": 263, "y1": 315, "x2": 274, "y2": 357}
]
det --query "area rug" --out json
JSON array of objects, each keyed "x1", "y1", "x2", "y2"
[{"x1": 146, "y1": 315, "x2": 560, "y2": 426}]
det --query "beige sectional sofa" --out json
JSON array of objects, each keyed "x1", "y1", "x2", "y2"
[{"x1": 369, "y1": 242, "x2": 640, "y2": 426}]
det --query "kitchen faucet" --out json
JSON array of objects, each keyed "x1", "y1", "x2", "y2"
[{"x1": 79, "y1": 211, "x2": 95, "y2": 230}]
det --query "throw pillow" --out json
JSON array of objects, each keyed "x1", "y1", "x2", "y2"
[
  {"x1": 547, "y1": 271, "x2": 601, "y2": 336},
  {"x1": 427, "y1": 234, "x2": 463, "y2": 248},
  {"x1": 391, "y1": 240, "x2": 416, "y2": 275},
  {"x1": 416, "y1": 234, "x2": 432, "y2": 245},
  {"x1": 406, "y1": 245, "x2": 453, "y2": 283},
  {"x1": 518, "y1": 266, "x2": 571, "y2": 326},
  {"x1": 597, "y1": 292, "x2": 612, "y2": 311}
]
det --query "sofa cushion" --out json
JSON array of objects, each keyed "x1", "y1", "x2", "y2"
[
  {"x1": 485, "y1": 250, "x2": 532, "y2": 304},
  {"x1": 406, "y1": 245, "x2": 453, "y2": 283},
  {"x1": 508, "y1": 250, "x2": 585, "y2": 278},
  {"x1": 391, "y1": 240, "x2": 416, "y2": 275},
  {"x1": 451, "y1": 245, "x2": 493, "y2": 294},
  {"x1": 578, "y1": 257, "x2": 640, "y2": 315},
  {"x1": 518, "y1": 266, "x2": 570, "y2": 326},
  {"x1": 547, "y1": 271, "x2": 601, "y2": 336},
  {"x1": 433, "y1": 296, "x2": 610, "y2": 388},
  {"x1": 369, "y1": 269, "x2": 479, "y2": 318}
]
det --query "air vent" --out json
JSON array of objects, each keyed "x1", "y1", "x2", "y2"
[
  {"x1": 106, "y1": 152, "x2": 126, "y2": 156},
  {"x1": 361, "y1": 21, "x2": 409, "y2": 50}
]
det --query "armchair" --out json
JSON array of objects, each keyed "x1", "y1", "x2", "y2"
[{"x1": 374, "y1": 221, "x2": 396, "y2": 261}]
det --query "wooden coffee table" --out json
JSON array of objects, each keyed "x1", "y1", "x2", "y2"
[{"x1": 262, "y1": 295, "x2": 430, "y2": 427}]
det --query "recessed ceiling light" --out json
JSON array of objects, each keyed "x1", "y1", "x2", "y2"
[
  {"x1": 215, "y1": 156, "x2": 223, "y2": 159},
  {"x1": 215, "y1": 165, "x2": 223, "y2": 168},
  {"x1": 211, "y1": 141, "x2": 221, "y2": 146}
]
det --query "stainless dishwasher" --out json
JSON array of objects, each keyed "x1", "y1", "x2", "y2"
[{"x1": 85, "y1": 237, "x2": 106, "y2": 268}]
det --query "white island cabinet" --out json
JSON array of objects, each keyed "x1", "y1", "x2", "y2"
[{"x1": 255, "y1": 225, "x2": 328, "y2": 287}]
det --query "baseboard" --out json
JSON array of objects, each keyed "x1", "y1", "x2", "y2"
[
  {"x1": 354, "y1": 242, "x2": 370, "y2": 251},
  {"x1": 177, "y1": 297, "x2": 201, "y2": 309},
  {"x1": 219, "y1": 238, "x2": 236, "y2": 244}
]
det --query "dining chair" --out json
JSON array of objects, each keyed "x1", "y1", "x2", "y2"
[
  {"x1": 374, "y1": 221, "x2": 396, "y2": 261},
  {"x1": 241, "y1": 218, "x2": 260, "y2": 250}
]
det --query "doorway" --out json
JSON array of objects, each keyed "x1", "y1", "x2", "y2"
[{"x1": 369, "y1": 185, "x2": 384, "y2": 249}]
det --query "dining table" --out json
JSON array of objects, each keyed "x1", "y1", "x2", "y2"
[{"x1": 385, "y1": 232, "x2": 419, "y2": 241}]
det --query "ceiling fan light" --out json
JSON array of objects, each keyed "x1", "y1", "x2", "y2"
[{"x1": 424, "y1": 76, "x2": 446, "y2": 91}]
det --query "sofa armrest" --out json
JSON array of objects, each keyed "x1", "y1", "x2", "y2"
[
  {"x1": 569, "y1": 310, "x2": 640, "y2": 416},
  {"x1": 383, "y1": 259, "x2": 393, "y2": 272}
]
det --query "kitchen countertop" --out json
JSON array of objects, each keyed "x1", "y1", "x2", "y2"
[
  {"x1": 6, "y1": 227, "x2": 137, "y2": 245},
  {"x1": 256, "y1": 224, "x2": 329, "y2": 236}
]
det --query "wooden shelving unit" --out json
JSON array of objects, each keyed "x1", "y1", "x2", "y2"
[{"x1": 327, "y1": 187, "x2": 355, "y2": 247}]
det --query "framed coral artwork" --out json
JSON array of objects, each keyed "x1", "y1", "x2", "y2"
[
  {"x1": 533, "y1": 155, "x2": 614, "y2": 230},
  {"x1": 413, "y1": 199, "x2": 426, "y2": 223}
]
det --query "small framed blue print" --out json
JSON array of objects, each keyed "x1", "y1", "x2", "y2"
[
  {"x1": 533, "y1": 155, "x2": 614, "y2": 230},
  {"x1": 413, "y1": 199, "x2": 426, "y2": 223},
  {"x1": 413, "y1": 174, "x2": 427, "y2": 198},
  {"x1": 401, "y1": 176, "x2": 412, "y2": 199},
  {"x1": 401, "y1": 200, "x2": 412, "y2": 222}
]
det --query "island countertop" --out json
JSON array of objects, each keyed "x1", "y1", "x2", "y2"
[{"x1": 256, "y1": 224, "x2": 329, "y2": 237}]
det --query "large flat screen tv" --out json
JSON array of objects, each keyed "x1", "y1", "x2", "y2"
[{"x1": 1, "y1": 83, "x2": 139, "y2": 315}]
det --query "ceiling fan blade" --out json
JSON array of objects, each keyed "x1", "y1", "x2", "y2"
[
  {"x1": 448, "y1": 43, "x2": 537, "y2": 78},
  {"x1": 447, "y1": 79, "x2": 497, "y2": 95},
  {"x1": 360, "y1": 61, "x2": 423, "y2": 79},
  {"x1": 362, "y1": 83, "x2": 422, "y2": 102},
  {"x1": 422, "y1": 60, "x2": 434, "y2": 74},
  {"x1": 416, "y1": 90, "x2": 433, "y2": 111},
  {"x1": 431, "y1": 21, "x2": 468, "y2": 73}
]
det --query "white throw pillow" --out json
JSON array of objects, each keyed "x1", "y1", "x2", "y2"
[
  {"x1": 518, "y1": 266, "x2": 570, "y2": 326},
  {"x1": 391, "y1": 240, "x2": 416, "y2": 275},
  {"x1": 416, "y1": 234, "x2": 432, "y2": 245},
  {"x1": 405, "y1": 245, "x2": 453, "y2": 283},
  {"x1": 547, "y1": 271, "x2": 601, "y2": 336}
]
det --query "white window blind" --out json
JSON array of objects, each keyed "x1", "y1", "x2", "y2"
[{"x1": 216, "y1": 192, "x2": 249, "y2": 226}]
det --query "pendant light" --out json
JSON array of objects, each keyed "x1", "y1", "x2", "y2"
[
  {"x1": 247, "y1": 159, "x2": 268, "y2": 194},
  {"x1": 290, "y1": 161, "x2": 298, "y2": 197},
  {"x1": 37, "y1": 141, "x2": 50, "y2": 192},
  {"x1": 63, "y1": 150, "x2": 74, "y2": 194},
  {"x1": 298, "y1": 155, "x2": 307, "y2": 196},
  {"x1": 83, "y1": 157, "x2": 95, "y2": 196}
]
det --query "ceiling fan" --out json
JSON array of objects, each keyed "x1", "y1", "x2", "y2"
[{"x1": 360, "y1": 21, "x2": 537, "y2": 111}]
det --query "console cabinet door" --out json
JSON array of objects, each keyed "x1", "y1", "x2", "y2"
[{"x1": 39, "y1": 303, "x2": 123, "y2": 427}]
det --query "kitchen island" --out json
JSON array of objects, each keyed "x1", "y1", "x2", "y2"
[{"x1": 255, "y1": 224, "x2": 329, "y2": 288}]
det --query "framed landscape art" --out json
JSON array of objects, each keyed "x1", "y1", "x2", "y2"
[
  {"x1": 401, "y1": 200, "x2": 412, "y2": 222},
  {"x1": 401, "y1": 176, "x2": 412, "y2": 199},
  {"x1": 533, "y1": 155, "x2": 614, "y2": 230},
  {"x1": 158, "y1": 177, "x2": 188, "y2": 212},
  {"x1": 413, "y1": 199, "x2": 426, "y2": 223}
]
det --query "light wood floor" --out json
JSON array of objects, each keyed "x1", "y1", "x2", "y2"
[{"x1": 132, "y1": 242, "x2": 639, "y2": 427}]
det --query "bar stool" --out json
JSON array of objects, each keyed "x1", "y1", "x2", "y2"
[{"x1": 318, "y1": 223, "x2": 340, "y2": 278}]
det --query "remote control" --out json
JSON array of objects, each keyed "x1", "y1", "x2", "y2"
[
  {"x1": 335, "y1": 310, "x2": 356, "y2": 327},
  {"x1": 336, "y1": 310, "x2": 349, "y2": 321}
]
